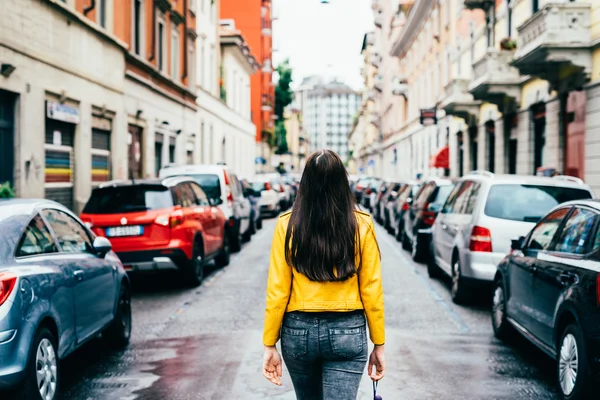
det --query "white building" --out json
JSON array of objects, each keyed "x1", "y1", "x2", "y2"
[{"x1": 301, "y1": 79, "x2": 360, "y2": 163}]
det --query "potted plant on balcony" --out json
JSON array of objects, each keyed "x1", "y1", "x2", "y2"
[
  {"x1": 500, "y1": 37, "x2": 517, "y2": 51},
  {"x1": 0, "y1": 182, "x2": 15, "y2": 199}
]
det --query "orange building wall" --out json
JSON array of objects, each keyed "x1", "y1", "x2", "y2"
[{"x1": 221, "y1": 0, "x2": 272, "y2": 143}]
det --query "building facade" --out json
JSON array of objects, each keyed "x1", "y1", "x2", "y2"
[
  {"x1": 301, "y1": 79, "x2": 360, "y2": 164},
  {"x1": 220, "y1": 0, "x2": 274, "y2": 170}
]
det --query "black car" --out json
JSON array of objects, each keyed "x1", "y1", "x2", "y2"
[
  {"x1": 494, "y1": 200, "x2": 600, "y2": 400},
  {"x1": 240, "y1": 178, "x2": 262, "y2": 232},
  {"x1": 373, "y1": 181, "x2": 392, "y2": 224},
  {"x1": 381, "y1": 181, "x2": 404, "y2": 232},
  {"x1": 391, "y1": 182, "x2": 422, "y2": 242},
  {"x1": 403, "y1": 178, "x2": 454, "y2": 262}
]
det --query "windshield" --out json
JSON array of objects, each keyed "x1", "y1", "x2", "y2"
[
  {"x1": 484, "y1": 184, "x2": 592, "y2": 222},
  {"x1": 188, "y1": 174, "x2": 222, "y2": 199},
  {"x1": 83, "y1": 186, "x2": 174, "y2": 214},
  {"x1": 251, "y1": 182, "x2": 266, "y2": 192}
]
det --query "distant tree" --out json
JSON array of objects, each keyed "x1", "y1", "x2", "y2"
[{"x1": 274, "y1": 59, "x2": 293, "y2": 155}]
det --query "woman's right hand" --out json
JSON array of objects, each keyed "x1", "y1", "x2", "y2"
[{"x1": 368, "y1": 344, "x2": 386, "y2": 381}]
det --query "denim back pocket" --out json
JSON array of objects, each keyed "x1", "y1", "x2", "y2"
[
  {"x1": 281, "y1": 326, "x2": 308, "y2": 359},
  {"x1": 329, "y1": 326, "x2": 366, "y2": 359}
]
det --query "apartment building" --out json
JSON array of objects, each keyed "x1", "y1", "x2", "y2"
[{"x1": 220, "y1": 0, "x2": 275, "y2": 169}]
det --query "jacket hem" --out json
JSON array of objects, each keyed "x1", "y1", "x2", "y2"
[{"x1": 287, "y1": 301, "x2": 365, "y2": 312}]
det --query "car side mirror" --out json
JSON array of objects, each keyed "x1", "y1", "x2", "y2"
[
  {"x1": 93, "y1": 236, "x2": 112, "y2": 258},
  {"x1": 511, "y1": 236, "x2": 525, "y2": 252},
  {"x1": 406, "y1": 197, "x2": 413, "y2": 205},
  {"x1": 210, "y1": 197, "x2": 224, "y2": 206}
]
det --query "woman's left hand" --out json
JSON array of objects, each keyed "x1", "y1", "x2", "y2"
[{"x1": 262, "y1": 345, "x2": 283, "y2": 386}]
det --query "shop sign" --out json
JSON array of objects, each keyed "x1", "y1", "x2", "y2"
[
  {"x1": 47, "y1": 102, "x2": 80, "y2": 124},
  {"x1": 420, "y1": 109, "x2": 437, "y2": 126}
]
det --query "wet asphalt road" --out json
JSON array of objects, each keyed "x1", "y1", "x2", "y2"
[{"x1": 52, "y1": 216, "x2": 561, "y2": 400}]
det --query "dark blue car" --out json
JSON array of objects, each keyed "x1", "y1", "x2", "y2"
[{"x1": 0, "y1": 199, "x2": 131, "y2": 400}]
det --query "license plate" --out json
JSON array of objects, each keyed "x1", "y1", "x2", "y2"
[{"x1": 106, "y1": 225, "x2": 143, "y2": 237}]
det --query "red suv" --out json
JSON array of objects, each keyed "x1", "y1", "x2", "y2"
[{"x1": 80, "y1": 177, "x2": 229, "y2": 286}]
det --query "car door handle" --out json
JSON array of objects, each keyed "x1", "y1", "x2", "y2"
[
  {"x1": 558, "y1": 272, "x2": 577, "y2": 286},
  {"x1": 73, "y1": 270, "x2": 84, "y2": 281}
]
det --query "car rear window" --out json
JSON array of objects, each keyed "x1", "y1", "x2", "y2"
[
  {"x1": 188, "y1": 174, "x2": 222, "y2": 199},
  {"x1": 252, "y1": 182, "x2": 266, "y2": 192},
  {"x1": 484, "y1": 184, "x2": 592, "y2": 222},
  {"x1": 83, "y1": 186, "x2": 174, "y2": 214}
]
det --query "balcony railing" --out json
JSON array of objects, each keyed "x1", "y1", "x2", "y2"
[
  {"x1": 513, "y1": 3, "x2": 592, "y2": 85},
  {"x1": 469, "y1": 48, "x2": 522, "y2": 107},
  {"x1": 261, "y1": 19, "x2": 272, "y2": 36},
  {"x1": 440, "y1": 78, "x2": 480, "y2": 123},
  {"x1": 463, "y1": 0, "x2": 494, "y2": 11}
]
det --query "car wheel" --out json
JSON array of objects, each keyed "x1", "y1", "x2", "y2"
[
  {"x1": 103, "y1": 284, "x2": 132, "y2": 349},
  {"x1": 14, "y1": 327, "x2": 59, "y2": 400},
  {"x1": 230, "y1": 227, "x2": 242, "y2": 253},
  {"x1": 395, "y1": 221, "x2": 403, "y2": 242},
  {"x1": 491, "y1": 278, "x2": 513, "y2": 340},
  {"x1": 451, "y1": 257, "x2": 471, "y2": 305},
  {"x1": 401, "y1": 229, "x2": 411, "y2": 251},
  {"x1": 558, "y1": 324, "x2": 593, "y2": 400},
  {"x1": 411, "y1": 233, "x2": 425, "y2": 262},
  {"x1": 257, "y1": 217, "x2": 263, "y2": 230},
  {"x1": 427, "y1": 242, "x2": 442, "y2": 279},
  {"x1": 215, "y1": 232, "x2": 230, "y2": 268},
  {"x1": 184, "y1": 238, "x2": 205, "y2": 287},
  {"x1": 242, "y1": 221, "x2": 252, "y2": 243}
]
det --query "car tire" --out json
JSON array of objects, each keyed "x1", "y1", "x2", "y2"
[
  {"x1": 257, "y1": 217, "x2": 263, "y2": 230},
  {"x1": 395, "y1": 221, "x2": 403, "y2": 242},
  {"x1": 558, "y1": 324, "x2": 594, "y2": 400},
  {"x1": 13, "y1": 326, "x2": 60, "y2": 400},
  {"x1": 229, "y1": 227, "x2": 242, "y2": 253},
  {"x1": 401, "y1": 230, "x2": 411, "y2": 251},
  {"x1": 215, "y1": 232, "x2": 230, "y2": 268},
  {"x1": 491, "y1": 278, "x2": 513, "y2": 340},
  {"x1": 427, "y1": 242, "x2": 442, "y2": 279},
  {"x1": 103, "y1": 284, "x2": 132, "y2": 349},
  {"x1": 451, "y1": 257, "x2": 471, "y2": 305},
  {"x1": 242, "y1": 221, "x2": 252, "y2": 243},
  {"x1": 411, "y1": 233, "x2": 425, "y2": 262},
  {"x1": 184, "y1": 238, "x2": 205, "y2": 287}
]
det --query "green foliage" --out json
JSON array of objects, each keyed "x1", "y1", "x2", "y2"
[
  {"x1": 0, "y1": 182, "x2": 15, "y2": 199},
  {"x1": 274, "y1": 59, "x2": 293, "y2": 121},
  {"x1": 274, "y1": 120, "x2": 289, "y2": 155}
]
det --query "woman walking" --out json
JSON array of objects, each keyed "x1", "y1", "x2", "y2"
[{"x1": 262, "y1": 150, "x2": 385, "y2": 400}]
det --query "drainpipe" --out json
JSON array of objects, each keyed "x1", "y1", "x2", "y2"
[{"x1": 83, "y1": 0, "x2": 96, "y2": 15}]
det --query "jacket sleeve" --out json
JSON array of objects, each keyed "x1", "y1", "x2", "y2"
[
  {"x1": 359, "y1": 217, "x2": 385, "y2": 345},
  {"x1": 263, "y1": 218, "x2": 293, "y2": 346}
]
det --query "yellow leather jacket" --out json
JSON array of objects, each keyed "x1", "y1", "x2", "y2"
[{"x1": 263, "y1": 210, "x2": 385, "y2": 346}]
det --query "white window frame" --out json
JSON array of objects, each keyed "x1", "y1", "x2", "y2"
[
  {"x1": 171, "y1": 26, "x2": 180, "y2": 80},
  {"x1": 157, "y1": 12, "x2": 167, "y2": 73},
  {"x1": 188, "y1": 41, "x2": 195, "y2": 90},
  {"x1": 131, "y1": 0, "x2": 145, "y2": 57}
]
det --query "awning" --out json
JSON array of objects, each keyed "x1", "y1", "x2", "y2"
[{"x1": 430, "y1": 146, "x2": 449, "y2": 169}]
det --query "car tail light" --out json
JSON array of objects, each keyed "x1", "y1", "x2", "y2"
[
  {"x1": 223, "y1": 170, "x2": 230, "y2": 185},
  {"x1": 365, "y1": 188, "x2": 373, "y2": 195},
  {"x1": 227, "y1": 190, "x2": 234, "y2": 208},
  {"x1": 170, "y1": 209, "x2": 184, "y2": 228},
  {"x1": 264, "y1": 182, "x2": 271, "y2": 191},
  {"x1": 0, "y1": 272, "x2": 17, "y2": 306},
  {"x1": 279, "y1": 185, "x2": 284, "y2": 193},
  {"x1": 402, "y1": 202, "x2": 409, "y2": 211},
  {"x1": 422, "y1": 211, "x2": 436, "y2": 226},
  {"x1": 470, "y1": 226, "x2": 492, "y2": 252}
]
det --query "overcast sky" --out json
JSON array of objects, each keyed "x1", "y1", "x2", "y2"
[{"x1": 272, "y1": 0, "x2": 374, "y2": 91}]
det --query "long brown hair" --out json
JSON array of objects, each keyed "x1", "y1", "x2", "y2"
[{"x1": 284, "y1": 150, "x2": 361, "y2": 282}]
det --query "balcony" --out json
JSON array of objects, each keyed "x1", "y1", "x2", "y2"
[
  {"x1": 391, "y1": 76, "x2": 408, "y2": 97},
  {"x1": 463, "y1": 0, "x2": 494, "y2": 11},
  {"x1": 261, "y1": 95, "x2": 273, "y2": 112},
  {"x1": 261, "y1": 19, "x2": 272, "y2": 36},
  {"x1": 374, "y1": 10, "x2": 384, "y2": 28},
  {"x1": 374, "y1": 75, "x2": 384, "y2": 92},
  {"x1": 440, "y1": 79, "x2": 480, "y2": 124},
  {"x1": 513, "y1": 3, "x2": 592, "y2": 89},
  {"x1": 469, "y1": 48, "x2": 524, "y2": 109}
]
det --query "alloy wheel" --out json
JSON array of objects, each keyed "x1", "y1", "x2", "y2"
[
  {"x1": 452, "y1": 261, "x2": 460, "y2": 296},
  {"x1": 559, "y1": 333, "x2": 579, "y2": 396},
  {"x1": 492, "y1": 285, "x2": 505, "y2": 330},
  {"x1": 119, "y1": 292, "x2": 132, "y2": 340},
  {"x1": 36, "y1": 338, "x2": 57, "y2": 400},
  {"x1": 411, "y1": 235, "x2": 418, "y2": 259}
]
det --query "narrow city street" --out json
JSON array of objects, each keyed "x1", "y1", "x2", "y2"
[{"x1": 57, "y1": 216, "x2": 560, "y2": 400}]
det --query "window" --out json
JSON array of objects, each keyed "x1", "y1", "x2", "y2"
[
  {"x1": 554, "y1": 208, "x2": 597, "y2": 254},
  {"x1": 200, "y1": 121, "x2": 205, "y2": 163},
  {"x1": 132, "y1": 0, "x2": 143, "y2": 56},
  {"x1": 157, "y1": 16, "x2": 166, "y2": 72},
  {"x1": 210, "y1": 46, "x2": 216, "y2": 92},
  {"x1": 174, "y1": 183, "x2": 197, "y2": 208},
  {"x1": 98, "y1": 0, "x2": 107, "y2": 28},
  {"x1": 464, "y1": 183, "x2": 480, "y2": 215},
  {"x1": 171, "y1": 26, "x2": 179, "y2": 80},
  {"x1": 190, "y1": 182, "x2": 210, "y2": 206},
  {"x1": 42, "y1": 209, "x2": 93, "y2": 254},
  {"x1": 484, "y1": 184, "x2": 592, "y2": 222},
  {"x1": 526, "y1": 208, "x2": 571, "y2": 251},
  {"x1": 188, "y1": 41, "x2": 195, "y2": 89},
  {"x1": 16, "y1": 215, "x2": 57, "y2": 257},
  {"x1": 83, "y1": 185, "x2": 174, "y2": 214},
  {"x1": 507, "y1": 0, "x2": 513, "y2": 37},
  {"x1": 200, "y1": 39, "x2": 205, "y2": 89},
  {"x1": 188, "y1": 174, "x2": 221, "y2": 199}
]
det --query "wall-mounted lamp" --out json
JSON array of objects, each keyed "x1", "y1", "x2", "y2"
[
  {"x1": 136, "y1": 109, "x2": 143, "y2": 119},
  {"x1": 0, "y1": 64, "x2": 16, "y2": 78},
  {"x1": 175, "y1": 129, "x2": 182, "y2": 135}
]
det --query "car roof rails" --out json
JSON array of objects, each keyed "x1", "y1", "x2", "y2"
[
  {"x1": 552, "y1": 175, "x2": 584, "y2": 185},
  {"x1": 468, "y1": 170, "x2": 494, "y2": 178}
]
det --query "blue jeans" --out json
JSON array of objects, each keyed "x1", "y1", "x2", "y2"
[{"x1": 281, "y1": 311, "x2": 368, "y2": 400}]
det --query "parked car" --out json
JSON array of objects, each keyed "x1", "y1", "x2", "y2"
[
  {"x1": 240, "y1": 178, "x2": 262, "y2": 231},
  {"x1": 403, "y1": 178, "x2": 455, "y2": 262},
  {"x1": 352, "y1": 177, "x2": 373, "y2": 204},
  {"x1": 373, "y1": 181, "x2": 392, "y2": 224},
  {"x1": 0, "y1": 199, "x2": 131, "y2": 400},
  {"x1": 261, "y1": 173, "x2": 292, "y2": 210},
  {"x1": 250, "y1": 176, "x2": 281, "y2": 217},
  {"x1": 381, "y1": 181, "x2": 405, "y2": 232},
  {"x1": 80, "y1": 177, "x2": 230, "y2": 286},
  {"x1": 361, "y1": 179, "x2": 381, "y2": 211},
  {"x1": 391, "y1": 182, "x2": 422, "y2": 242},
  {"x1": 159, "y1": 164, "x2": 252, "y2": 251},
  {"x1": 428, "y1": 172, "x2": 594, "y2": 304},
  {"x1": 493, "y1": 199, "x2": 600, "y2": 399}
]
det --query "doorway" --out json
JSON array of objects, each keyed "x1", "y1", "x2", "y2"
[
  {"x1": 485, "y1": 121, "x2": 495, "y2": 173},
  {"x1": 532, "y1": 103, "x2": 546, "y2": 173},
  {"x1": 457, "y1": 131, "x2": 464, "y2": 177},
  {"x1": 469, "y1": 125, "x2": 478, "y2": 171},
  {"x1": 564, "y1": 91, "x2": 586, "y2": 179},
  {"x1": 0, "y1": 91, "x2": 15, "y2": 188},
  {"x1": 128, "y1": 124, "x2": 143, "y2": 178},
  {"x1": 504, "y1": 114, "x2": 518, "y2": 174}
]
